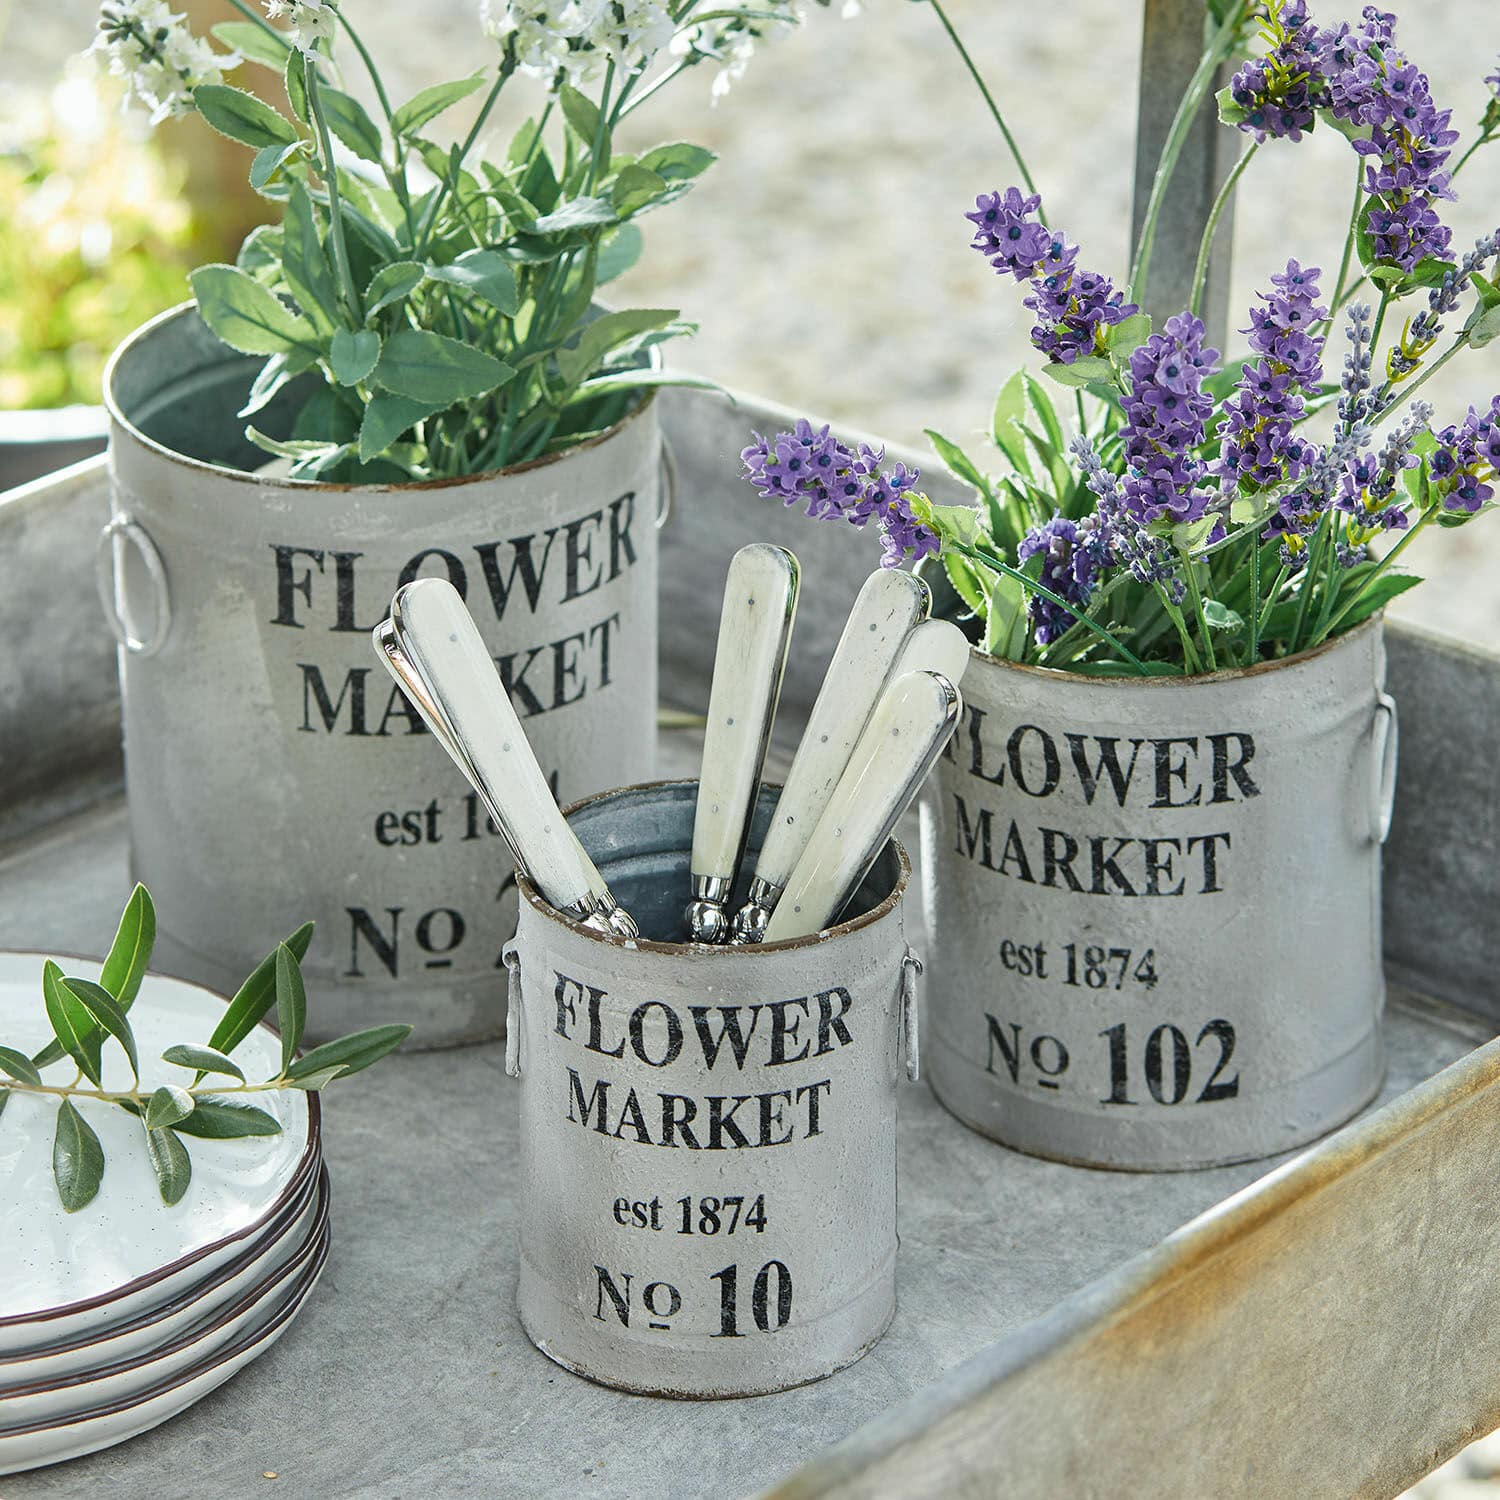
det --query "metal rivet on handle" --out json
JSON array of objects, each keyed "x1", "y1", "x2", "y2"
[
  {"x1": 1372, "y1": 690, "x2": 1399, "y2": 845},
  {"x1": 95, "y1": 514, "x2": 171, "y2": 657},
  {"x1": 901, "y1": 949, "x2": 923, "y2": 1083},
  {"x1": 503, "y1": 944, "x2": 523, "y2": 1078}
]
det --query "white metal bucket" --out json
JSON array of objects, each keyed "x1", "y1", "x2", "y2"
[
  {"x1": 101, "y1": 305, "x2": 661, "y2": 1047},
  {"x1": 507, "y1": 781, "x2": 919, "y2": 1397},
  {"x1": 920, "y1": 616, "x2": 1397, "y2": 1171}
]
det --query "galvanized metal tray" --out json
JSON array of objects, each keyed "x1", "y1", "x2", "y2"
[{"x1": 2, "y1": 388, "x2": 1498, "y2": 1498}]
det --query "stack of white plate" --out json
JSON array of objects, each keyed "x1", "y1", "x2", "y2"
[{"x1": 0, "y1": 953, "x2": 327, "y2": 1474}]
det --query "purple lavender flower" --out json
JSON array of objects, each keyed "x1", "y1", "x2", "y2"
[
  {"x1": 966, "y1": 188, "x2": 1052, "y2": 281},
  {"x1": 1217, "y1": 261, "x2": 1326, "y2": 492},
  {"x1": 741, "y1": 423, "x2": 939, "y2": 566},
  {"x1": 1429, "y1": 398, "x2": 1500, "y2": 514},
  {"x1": 1017, "y1": 514, "x2": 1109, "y2": 644},
  {"x1": 1118, "y1": 312, "x2": 1219, "y2": 525},
  {"x1": 1072, "y1": 436, "x2": 1184, "y2": 603},
  {"x1": 1317, "y1": 5, "x2": 1458, "y2": 271},
  {"x1": 968, "y1": 187, "x2": 1137, "y2": 365},
  {"x1": 1230, "y1": 0, "x2": 1324, "y2": 142}
]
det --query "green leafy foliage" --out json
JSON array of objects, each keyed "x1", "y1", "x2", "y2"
[
  {"x1": 4, "y1": 890, "x2": 410, "y2": 1212},
  {"x1": 154, "y1": 14, "x2": 733, "y2": 480}
]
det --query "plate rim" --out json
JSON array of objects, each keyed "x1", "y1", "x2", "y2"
[
  {"x1": 0, "y1": 950, "x2": 322, "y2": 1331},
  {"x1": 0, "y1": 1212, "x2": 331, "y2": 1443},
  {"x1": 0, "y1": 1163, "x2": 324, "y2": 1367},
  {"x1": 0, "y1": 1167, "x2": 330, "y2": 1402}
]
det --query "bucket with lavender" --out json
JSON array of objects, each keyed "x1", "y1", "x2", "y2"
[{"x1": 736, "y1": 2, "x2": 1500, "y2": 1167}]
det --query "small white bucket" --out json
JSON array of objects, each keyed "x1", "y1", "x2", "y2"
[
  {"x1": 507, "y1": 780, "x2": 919, "y2": 1397},
  {"x1": 921, "y1": 616, "x2": 1397, "y2": 1171}
]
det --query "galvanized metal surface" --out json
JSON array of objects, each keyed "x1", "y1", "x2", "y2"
[
  {"x1": 6, "y1": 390, "x2": 1500, "y2": 1495},
  {"x1": 0, "y1": 407, "x2": 109, "y2": 497},
  {"x1": 103, "y1": 306, "x2": 661, "y2": 1047},
  {"x1": 0, "y1": 774, "x2": 1486, "y2": 1498},
  {"x1": 512, "y1": 781, "x2": 910, "y2": 1397},
  {"x1": 921, "y1": 620, "x2": 1392, "y2": 1170}
]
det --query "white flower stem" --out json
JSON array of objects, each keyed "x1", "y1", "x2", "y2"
[{"x1": 305, "y1": 57, "x2": 363, "y2": 322}]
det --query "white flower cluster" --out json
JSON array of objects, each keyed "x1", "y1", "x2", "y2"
[
  {"x1": 480, "y1": 0, "x2": 675, "y2": 88},
  {"x1": 671, "y1": 3, "x2": 859, "y2": 104},
  {"x1": 263, "y1": 0, "x2": 340, "y2": 55},
  {"x1": 93, "y1": 0, "x2": 230, "y2": 124}
]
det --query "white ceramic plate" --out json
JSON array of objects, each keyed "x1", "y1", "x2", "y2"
[
  {"x1": 0, "y1": 1217, "x2": 329, "y2": 1475},
  {"x1": 0, "y1": 1166, "x2": 325, "y2": 1385},
  {"x1": 0, "y1": 953, "x2": 318, "y2": 1353},
  {"x1": 0, "y1": 1176, "x2": 329, "y2": 1426}
]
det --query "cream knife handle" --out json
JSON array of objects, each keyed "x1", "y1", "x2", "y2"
[
  {"x1": 751, "y1": 570, "x2": 929, "y2": 893},
  {"x1": 891, "y1": 618, "x2": 973, "y2": 691},
  {"x1": 390, "y1": 578, "x2": 603, "y2": 914},
  {"x1": 691, "y1": 544, "x2": 800, "y2": 886},
  {"x1": 763, "y1": 672, "x2": 961, "y2": 944}
]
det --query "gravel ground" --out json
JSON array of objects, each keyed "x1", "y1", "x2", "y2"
[{"x1": 5, "y1": 4, "x2": 1500, "y2": 1492}]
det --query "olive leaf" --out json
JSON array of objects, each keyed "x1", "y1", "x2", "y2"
[
  {"x1": 161, "y1": 1045, "x2": 246, "y2": 1083},
  {"x1": 53, "y1": 1100, "x2": 105, "y2": 1213},
  {"x1": 145, "y1": 1127, "x2": 193, "y2": 1206},
  {"x1": 286, "y1": 1025, "x2": 413, "y2": 1082},
  {"x1": 171, "y1": 1098, "x2": 284, "y2": 1140},
  {"x1": 208, "y1": 921, "x2": 315, "y2": 1058},
  {"x1": 145, "y1": 1084, "x2": 196, "y2": 1130},
  {"x1": 61, "y1": 978, "x2": 140, "y2": 1083},
  {"x1": 42, "y1": 961, "x2": 104, "y2": 1087},
  {"x1": 275, "y1": 943, "x2": 307, "y2": 1075}
]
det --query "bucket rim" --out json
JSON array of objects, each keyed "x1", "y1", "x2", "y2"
[
  {"x1": 103, "y1": 301, "x2": 658, "y2": 494},
  {"x1": 516, "y1": 779, "x2": 912, "y2": 956},
  {"x1": 960, "y1": 610, "x2": 1383, "y2": 690}
]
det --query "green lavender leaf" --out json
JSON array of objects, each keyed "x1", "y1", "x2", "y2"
[
  {"x1": 161, "y1": 1045, "x2": 246, "y2": 1082},
  {"x1": 145, "y1": 1084, "x2": 195, "y2": 1130},
  {"x1": 286, "y1": 1024, "x2": 413, "y2": 1082},
  {"x1": 53, "y1": 1100, "x2": 105, "y2": 1212},
  {"x1": 145, "y1": 1127, "x2": 192, "y2": 1206},
  {"x1": 170, "y1": 1098, "x2": 283, "y2": 1139},
  {"x1": 207, "y1": 922, "x2": 315, "y2": 1058},
  {"x1": 43, "y1": 961, "x2": 103, "y2": 1087},
  {"x1": 925, "y1": 429, "x2": 988, "y2": 496},
  {"x1": 275, "y1": 944, "x2": 307, "y2": 1074}
]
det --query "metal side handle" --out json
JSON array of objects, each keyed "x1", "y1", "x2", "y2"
[
  {"x1": 503, "y1": 944, "x2": 523, "y2": 1079},
  {"x1": 96, "y1": 514, "x2": 171, "y2": 657},
  {"x1": 901, "y1": 949, "x2": 923, "y2": 1083},
  {"x1": 1372, "y1": 690, "x2": 1399, "y2": 845}
]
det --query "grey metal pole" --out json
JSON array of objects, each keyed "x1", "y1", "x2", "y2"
[{"x1": 1131, "y1": 0, "x2": 1242, "y2": 344}]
